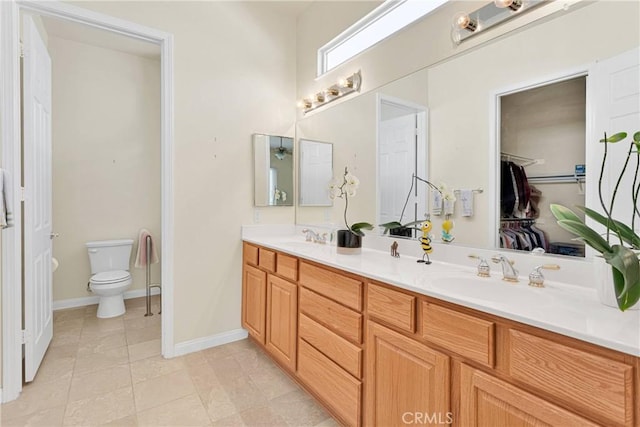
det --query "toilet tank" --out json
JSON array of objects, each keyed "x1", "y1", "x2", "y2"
[{"x1": 86, "y1": 239, "x2": 134, "y2": 274}]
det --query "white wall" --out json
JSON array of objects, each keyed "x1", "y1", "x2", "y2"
[
  {"x1": 49, "y1": 35, "x2": 161, "y2": 301},
  {"x1": 428, "y1": 0, "x2": 640, "y2": 246},
  {"x1": 65, "y1": 1, "x2": 297, "y2": 345}
]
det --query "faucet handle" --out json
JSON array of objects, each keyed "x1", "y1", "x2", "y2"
[
  {"x1": 490, "y1": 254, "x2": 515, "y2": 265},
  {"x1": 468, "y1": 254, "x2": 490, "y2": 277},
  {"x1": 528, "y1": 264, "x2": 560, "y2": 288}
]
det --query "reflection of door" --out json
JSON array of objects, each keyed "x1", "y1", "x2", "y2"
[
  {"x1": 299, "y1": 142, "x2": 332, "y2": 206},
  {"x1": 269, "y1": 168, "x2": 277, "y2": 205},
  {"x1": 23, "y1": 14, "x2": 54, "y2": 382},
  {"x1": 379, "y1": 114, "x2": 417, "y2": 225},
  {"x1": 590, "y1": 47, "x2": 640, "y2": 241}
]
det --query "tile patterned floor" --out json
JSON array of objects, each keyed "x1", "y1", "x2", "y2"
[{"x1": 1, "y1": 297, "x2": 337, "y2": 427}]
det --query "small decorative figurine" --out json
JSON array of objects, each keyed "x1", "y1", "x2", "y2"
[
  {"x1": 441, "y1": 215, "x2": 455, "y2": 243},
  {"x1": 418, "y1": 219, "x2": 433, "y2": 264},
  {"x1": 390, "y1": 241, "x2": 400, "y2": 258}
]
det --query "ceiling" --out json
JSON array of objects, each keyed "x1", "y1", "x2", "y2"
[{"x1": 41, "y1": 15, "x2": 161, "y2": 59}]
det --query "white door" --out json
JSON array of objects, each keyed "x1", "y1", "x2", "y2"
[
  {"x1": 22, "y1": 14, "x2": 53, "y2": 382},
  {"x1": 299, "y1": 142, "x2": 332, "y2": 205},
  {"x1": 379, "y1": 113, "x2": 417, "y2": 225},
  {"x1": 589, "y1": 47, "x2": 640, "y2": 242}
]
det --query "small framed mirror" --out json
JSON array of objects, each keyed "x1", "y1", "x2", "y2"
[
  {"x1": 298, "y1": 139, "x2": 333, "y2": 207},
  {"x1": 253, "y1": 134, "x2": 294, "y2": 207}
]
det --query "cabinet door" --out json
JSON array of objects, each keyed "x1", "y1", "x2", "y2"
[
  {"x1": 459, "y1": 364, "x2": 599, "y2": 427},
  {"x1": 266, "y1": 274, "x2": 297, "y2": 371},
  {"x1": 242, "y1": 264, "x2": 267, "y2": 344},
  {"x1": 366, "y1": 321, "x2": 450, "y2": 427}
]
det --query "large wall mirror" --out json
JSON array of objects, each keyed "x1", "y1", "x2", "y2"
[
  {"x1": 298, "y1": 139, "x2": 333, "y2": 207},
  {"x1": 254, "y1": 134, "x2": 294, "y2": 207},
  {"x1": 294, "y1": 1, "x2": 639, "y2": 259}
]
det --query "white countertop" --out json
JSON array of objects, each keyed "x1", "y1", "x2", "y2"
[{"x1": 242, "y1": 226, "x2": 640, "y2": 357}]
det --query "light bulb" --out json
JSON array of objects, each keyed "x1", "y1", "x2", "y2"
[
  {"x1": 326, "y1": 87, "x2": 339, "y2": 97},
  {"x1": 494, "y1": 0, "x2": 522, "y2": 11},
  {"x1": 315, "y1": 92, "x2": 326, "y2": 103},
  {"x1": 297, "y1": 99, "x2": 312, "y2": 109},
  {"x1": 339, "y1": 77, "x2": 353, "y2": 89},
  {"x1": 453, "y1": 12, "x2": 477, "y2": 32}
]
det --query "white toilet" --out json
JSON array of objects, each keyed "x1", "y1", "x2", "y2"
[{"x1": 86, "y1": 239, "x2": 134, "y2": 318}]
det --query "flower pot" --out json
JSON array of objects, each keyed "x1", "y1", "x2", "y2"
[
  {"x1": 337, "y1": 229, "x2": 362, "y2": 255},
  {"x1": 390, "y1": 227, "x2": 413, "y2": 238},
  {"x1": 593, "y1": 255, "x2": 640, "y2": 310}
]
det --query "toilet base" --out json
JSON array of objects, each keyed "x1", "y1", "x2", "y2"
[{"x1": 96, "y1": 295, "x2": 126, "y2": 318}]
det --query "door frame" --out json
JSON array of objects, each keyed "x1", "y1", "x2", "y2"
[
  {"x1": 488, "y1": 65, "x2": 592, "y2": 248},
  {"x1": 375, "y1": 93, "x2": 428, "y2": 232},
  {"x1": 0, "y1": 0, "x2": 175, "y2": 402}
]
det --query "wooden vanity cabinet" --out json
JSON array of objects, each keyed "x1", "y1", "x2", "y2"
[
  {"x1": 265, "y1": 274, "x2": 297, "y2": 371},
  {"x1": 242, "y1": 243, "x2": 639, "y2": 427},
  {"x1": 459, "y1": 363, "x2": 599, "y2": 427},
  {"x1": 241, "y1": 262, "x2": 266, "y2": 344},
  {"x1": 365, "y1": 321, "x2": 450, "y2": 427}
]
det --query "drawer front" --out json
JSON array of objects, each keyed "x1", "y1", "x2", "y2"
[
  {"x1": 300, "y1": 287, "x2": 362, "y2": 344},
  {"x1": 509, "y1": 329, "x2": 634, "y2": 426},
  {"x1": 298, "y1": 339, "x2": 362, "y2": 426},
  {"x1": 243, "y1": 243, "x2": 259, "y2": 266},
  {"x1": 368, "y1": 283, "x2": 416, "y2": 333},
  {"x1": 299, "y1": 262, "x2": 363, "y2": 311},
  {"x1": 299, "y1": 313, "x2": 362, "y2": 379},
  {"x1": 258, "y1": 248, "x2": 276, "y2": 272},
  {"x1": 276, "y1": 253, "x2": 298, "y2": 281},
  {"x1": 422, "y1": 302, "x2": 495, "y2": 367}
]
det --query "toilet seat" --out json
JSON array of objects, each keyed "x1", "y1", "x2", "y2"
[{"x1": 90, "y1": 270, "x2": 131, "y2": 285}]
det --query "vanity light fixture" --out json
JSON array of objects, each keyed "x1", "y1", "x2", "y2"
[
  {"x1": 298, "y1": 71, "x2": 362, "y2": 114},
  {"x1": 452, "y1": 0, "x2": 545, "y2": 45}
]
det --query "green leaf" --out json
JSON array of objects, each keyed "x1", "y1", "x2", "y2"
[
  {"x1": 350, "y1": 222, "x2": 374, "y2": 236},
  {"x1": 379, "y1": 221, "x2": 402, "y2": 234},
  {"x1": 599, "y1": 132, "x2": 627, "y2": 143},
  {"x1": 603, "y1": 245, "x2": 640, "y2": 310},
  {"x1": 556, "y1": 219, "x2": 613, "y2": 254},
  {"x1": 633, "y1": 131, "x2": 640, "y2": 150},
  {"x1": 576, "y1": 206, "x2": 640, "y2": 249},
  {"x1": 550, "y1": 204, "x2": 583, "y2": 223}
]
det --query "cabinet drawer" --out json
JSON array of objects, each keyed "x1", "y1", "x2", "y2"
[
  {"x1": 299, "y1": 313, "x2": 362, "y2": 379},
  {"x1": 299, "y1": 262, "x2": 363, "y2": 311},
  {"x1": 422, "y1": 302, "x2": 494, "y2": 367},
  {"x1": 368, "y1": 283, "x2": 416, "y2": 333},
  {"x1": 258, "y1": 248, "x2": 276, "y2": 272},
  {"x1": 276, "y1": 253, "x2": 298, "y2": 281},
  {"x1": 300, "y1": 287, "x2": 362, "y2": 344},
  {"x1": 243, "y1": 243, "x2": 259, "y2": 266},
  {"x1": 298, "y1": 339, "x2": 362, "y2": 426},
  {"x1": 508, "y1": 329, "x2": 634, "y2": 426}
]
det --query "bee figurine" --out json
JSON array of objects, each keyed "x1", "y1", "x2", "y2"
[{"x1": 417, "y1": 219, "x2": 433, "y2": 264}]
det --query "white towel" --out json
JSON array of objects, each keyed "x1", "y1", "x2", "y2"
[
  {"x1": 460, "y1": 189, "x2": 474, "y2": 217},
  {"x1": 431, "y1": 189, "x2": 443, "y2": 216},
  {"x1": 0, "y1": 169, "x2": 14, "y2": 229},
  {"x1": 134, "y1": 229, "x2": 159, "y2": 268}
]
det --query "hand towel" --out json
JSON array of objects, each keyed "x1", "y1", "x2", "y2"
[
  {"x1": 431, "y1": 189, "x2": 443, "y2": 216},
  {"x1": 460, "y1": 189, "x2": 474, "y2": 217},
  {"x1": 0, "y1": 169, "x2": 14, "y2": 229},
  {"x1": 135, "y1": 229, "x2": 160, "y2": 268}
]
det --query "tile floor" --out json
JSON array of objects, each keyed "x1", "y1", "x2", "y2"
[{"x1": 1, "y1": 297, "x2": 337, "y2": 426}]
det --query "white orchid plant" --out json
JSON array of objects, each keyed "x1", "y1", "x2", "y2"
[{"x1": 329, "y1": 167, "x2": 373, "y2": 236}]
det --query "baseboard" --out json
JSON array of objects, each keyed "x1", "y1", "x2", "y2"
[
  {"x1": 52, "y1": 287, "x2": 161, "y2": 311},
  {"x1": 173, "y1": 329, "x2": 249, "y2": 357}
]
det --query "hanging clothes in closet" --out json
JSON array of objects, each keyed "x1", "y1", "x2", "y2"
[{"x1": 500, "y1": 160, "x2": 548, "y2": 252}]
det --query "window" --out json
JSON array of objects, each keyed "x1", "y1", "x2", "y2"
[{"x1": 317, "y1": 0, "x2": 449, "y2": 76}]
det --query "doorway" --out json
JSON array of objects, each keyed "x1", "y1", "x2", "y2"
[
  {"x1": 376, "y1": 94, "x2": 428, "y2": 237},
  {"x1": 0, "y1": 0, "x2": 174, "y2": 403}
]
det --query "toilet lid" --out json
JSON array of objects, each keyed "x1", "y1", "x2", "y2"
[{"x1": 91, "y1": 270, "x2": 131, "y2": 283}]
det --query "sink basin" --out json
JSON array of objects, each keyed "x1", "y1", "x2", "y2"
[{"x1": 428, "y1": 272, "x2": 551, "y2": 305}]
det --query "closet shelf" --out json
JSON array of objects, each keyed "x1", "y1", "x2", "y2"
[
  {"x1": 527, "y1": 173, "x2": 585, "y2": 184},
  {"x1": 500, "y1": 152, "x2": 544, "y2": 167}
]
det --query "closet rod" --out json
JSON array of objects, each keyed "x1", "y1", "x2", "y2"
[{"x1": 528, "y1": 174, "x2": 585, "y2": 184}]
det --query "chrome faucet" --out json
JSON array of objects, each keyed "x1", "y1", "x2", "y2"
[
  {"x1": 491, "y1": 254, "x2": 519, "y2": 282},
  {"x1": 301, "y1": 228, "x2": 328, "y2": 244}
]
